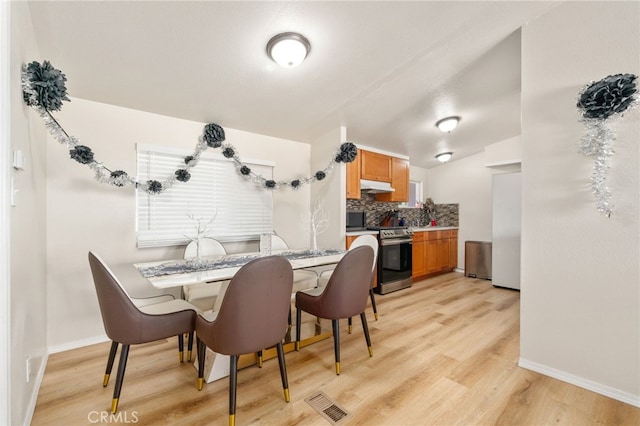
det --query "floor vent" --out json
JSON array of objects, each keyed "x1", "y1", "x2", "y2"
[{"x1": 305, "y1": 391, "x2": 351, "y2": 425}]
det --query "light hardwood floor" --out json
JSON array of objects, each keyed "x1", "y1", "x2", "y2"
[{"x1": 32, "y1": 273, "x2": 639, "y2": 425}]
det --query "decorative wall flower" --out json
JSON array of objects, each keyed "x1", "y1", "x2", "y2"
[
  {"x1": 265, "y1": 180, "x2": 277, "y2": 189},
  {"x1": 290, "y1": 179, "x2": 301, "y2": 189},
  {"x1": 22, "y1": 60, "x2": 70, "y2": 111},
  {"x1": 203, "y1": 123, "x2": 225, "y2": 148},
  {"x1": 335, "y1": 142, "x2": 357, "y2": 163},
  {"x1": 175, "y1": 169, "x2": 191, "y2": 182},
  {"x1": 69, "y1": 145, "x2": 94, "y2": 164},
  {"x1": 184, "y1": 155, "x2": 194, "y2": 165},
  {"x1": 315, "y1": 171, "x2": 326, "y2": 181},
  {"x1": 240, "y1": 165, "x2": 251, "y2": 175},
  {"x1": 577, "y1": 73, "x2": 638, "y2": 217},
  {"x1": 577, "y1": 74, "x2": 637, "y2": 120},
  {"x1": 222, "y1": 147, "x2": 235, "y2": 158},
  {"x1": 146, "y1": 180, "x2": 163, "y2": 194}
]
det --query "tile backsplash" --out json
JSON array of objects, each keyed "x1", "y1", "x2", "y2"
[{"x1": 346, "y1": 193, "x2": 458, "y2": 228}]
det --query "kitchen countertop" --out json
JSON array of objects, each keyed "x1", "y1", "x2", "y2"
[{"x1": 411, "y1": 226, "x2": 458, "y2": 232}]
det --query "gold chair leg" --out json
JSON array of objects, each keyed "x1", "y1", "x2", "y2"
[
  {"x1": 284, "y1": 388, "x2": 290, "y2": 402},
  {"x1": 179, "y1": 351, "x2": 184, "y2": 363},
  {"x1": 187, "y1": 350, "x2": 192, "y2": 362},
  {"x1": 335, "y1": 362, "x2": 341, "y2": 375},
  {"x1": 368, "y1": 346, "x2": 374, "y2": 357},
  {"x1": 103, "y1": 374, "x2": 110, "y2": 387},
  {"x1": 111, "y1": 398, "x2": 119, "y2": 414},
  {"x1": 198, "y1": 377, "x2": 204, "y2": 391},
  {"x1": 229, "y1": 414, "x2": 235, "y2": 426}
]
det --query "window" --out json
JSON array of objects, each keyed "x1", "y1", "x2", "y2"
[
  {"x1": 407, "y1": 180, "x2": 423, "y2": 208},
  {"x1": 136, "y1": 144, "x2": 273, "y2": 248}
]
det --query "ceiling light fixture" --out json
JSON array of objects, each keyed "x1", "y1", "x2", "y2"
[
  {"x1": 436, "y1": 152, "x2": 453, "y2": 163},
  {"x1": 435, "y1": 116, "x2": 460, "y2": 133},
  {"x1": 266, "y1": 32, "x2": 311, "y2": 68}
]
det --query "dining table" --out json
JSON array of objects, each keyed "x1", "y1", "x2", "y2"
[{"x1": 133, "y1": 248, "x2": 346, "y2": 382}]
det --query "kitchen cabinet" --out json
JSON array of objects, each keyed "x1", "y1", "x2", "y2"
[
  {"x1": 412, "y1": 229, "x2": 458, "y2": 280},
  {"x1": 360, "y1": 150, "x2": 392, "y2": 182},
  {"x1": 376, "y1": 157, "x2": 409, "y2": 202},
  {"x1": 346, "y1": 149, "x2": 361, "y2": 199}
]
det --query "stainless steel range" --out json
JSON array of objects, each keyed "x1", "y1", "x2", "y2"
[{"x1": 370, "y1": 227, "x2": 413, "y2": 294}]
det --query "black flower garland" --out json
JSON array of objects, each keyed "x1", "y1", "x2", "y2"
[
  {"x1": 22, "y1": 60, "x2": 359, "y2": 194},
  {"x1": 577, "y1": 73, "x2": 638, "y2": 217}
]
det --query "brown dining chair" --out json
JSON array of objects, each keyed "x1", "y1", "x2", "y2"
[
  {"x1": 88, "y1": 252, "x2": 199, "y2": 413},
  {"x1": 295, "y1": 245, "x2": 375, "y2": 375},
  {"x1": 195, "y1": 255, "x2": 294, "y2": 426}
]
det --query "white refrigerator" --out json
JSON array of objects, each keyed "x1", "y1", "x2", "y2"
[{"x1": 491, "y1": 172, "x2": 521, "y2": 290}]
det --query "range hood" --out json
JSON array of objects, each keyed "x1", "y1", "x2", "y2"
[{"x1": 360, "y1": 179, "x2": 395, "y2": 193}]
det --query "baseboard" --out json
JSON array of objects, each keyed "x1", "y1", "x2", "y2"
[
  {"x1": 518, "y1": 357, "x2": 640, "y2": 408},
  {"x1": 24, "y1": 351, "x2": 49, "y2": 425},
  {"x1": 48, "y1": 334, "x2": 109, "y2": 354}
]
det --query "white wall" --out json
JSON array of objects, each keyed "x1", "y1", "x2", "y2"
[
  {"x1": 310, "y1": 126, "x2": 347, "y2": 250},
  {"x1": 427, "y1": 152, "x2": 494, "y2": 269},
  {"x1": 47, "y1": 98, "x2": 313, "y2": 350},
  {"x1": 520, "y1": 1, "x2": 639, "y2": 405},
  {"x1": 9, "y1": 2, "x2": 48, "y2": 424}
]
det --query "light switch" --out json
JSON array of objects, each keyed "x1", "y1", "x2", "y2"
[{"x1": 13, "y1": 150, "x2": 24, "y2": 170}]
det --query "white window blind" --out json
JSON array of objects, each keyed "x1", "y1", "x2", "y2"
[{"x1": 136, "y1": 144, "x2": 273, "y2": 248}]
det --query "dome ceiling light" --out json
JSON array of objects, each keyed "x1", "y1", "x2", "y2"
[
  {"x1": 435, "y1": 116, "x2": 460, "y2": 133},
  {"x1": 266, "y1": 32, "x2": 311, "y2": 68},
  {"x1": 436, "y1": 152, "x2": 453, "y2": 163}
]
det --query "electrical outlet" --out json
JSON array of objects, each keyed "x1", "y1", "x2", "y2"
[{"x1": 26, "y1": 356, "x2": 31, "y2": 382}]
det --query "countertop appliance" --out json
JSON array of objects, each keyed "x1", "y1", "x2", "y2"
[
  {"x1": 369, "y1": 226, "x2": 413, "y2": 294},
  {"x1": 346, "y1": 210, "x2": 367, "y2": 231}
]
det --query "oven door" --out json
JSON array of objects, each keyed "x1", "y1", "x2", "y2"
[{"x1": 376, "y1": 238, "x2": 412, "y2": 294}]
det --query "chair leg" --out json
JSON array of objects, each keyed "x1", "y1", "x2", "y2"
[
  {"x1": 276, "y1": 342, "x2": 290, "y2": 402},
  {"x1": 103, "y1": 341, "x2": 118, "y2": 387},
  {"x1": 332, "y1": 319, "x2": 340, "y2": 375},
  {"x1": 348, "y1": 317, "x2": 353, "y2": 334},
  {"x1": 360, "y1": 312, "x2": 373, "y2": 357},
  {"x1": 178, "y1": 333, "x2": 184, "y2": 363},
  {"x1": 111, "y1": 344, "x2": 130, "y2": 413},
  {"x1": 370, "y1": 288, "x2": 379, "y2": 321},
  {"x1": 187, "y1": 332, "x2": 194, "y2": 362},
  {"x1": 257, "y1": 350, "x2": 263, "y2": 368},
  {"x1": 295, "y1": 308, "x2": 302, "y2": 351},
  {"x1": 229, "y1": 355, "x2": 239, "y2": 426},
  {"x1": 197, "y1": 337, "x2": 206, "y2": 391}
]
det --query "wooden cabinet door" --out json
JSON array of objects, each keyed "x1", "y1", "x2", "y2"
[
  {"x1": 448, "y1": 231, "x2": 458, "y2": 270},
  {"x1": 412, "y1": 235, "x2": 426, "y2": 278},
  {"x1": 361, "y1": 151, "x2": 392, "y2": 182},
  {"x1": 346, "y1": 149, "x2": 361, "y2": 199},
  {"x1": 437, "y1": 238, "x2": 450, "y2": 271},
  {"x1": 376, "y1": 157, "x2": 409, "y2": 202},
  {"x1": 425, "y1": 239, "x2": 439, "y2": 274}
]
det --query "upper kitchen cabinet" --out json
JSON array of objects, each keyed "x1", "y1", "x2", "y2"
[
  {"x1": 360, "y1": 150, "x2": 392, "y2": 182},
  {"x1": 376, "y1": 157, "x2": 409, "y2": 202},
  {"x1": 346, "y1": 149, "x2": 362, "y2": 199}
]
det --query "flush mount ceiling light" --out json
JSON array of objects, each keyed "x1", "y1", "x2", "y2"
[
  {"x1": 266, "y1": 32, "x2": 311, "y2": 68},
  {"x1": 435, "y1": 116, "x2": 460, "y2": 133},
  {"x1": 436, "y1": 152, "x2": 453, "y2": 163}
]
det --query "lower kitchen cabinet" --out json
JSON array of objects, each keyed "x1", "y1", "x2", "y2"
[{"x1": 412, "y1": 229, "x2": 458, "y2": 280}]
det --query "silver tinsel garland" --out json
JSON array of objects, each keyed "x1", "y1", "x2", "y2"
[
  {"x1": 578, "y1": 119, "x2": 615, "y2": 217},
  {"x1": 22, "y1": 63, "x2": 356, "y2": 195}
]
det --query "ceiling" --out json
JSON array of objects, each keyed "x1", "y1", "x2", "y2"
[{"x1": 27, "y1": 1, "x2": 558, "y2": 169}]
